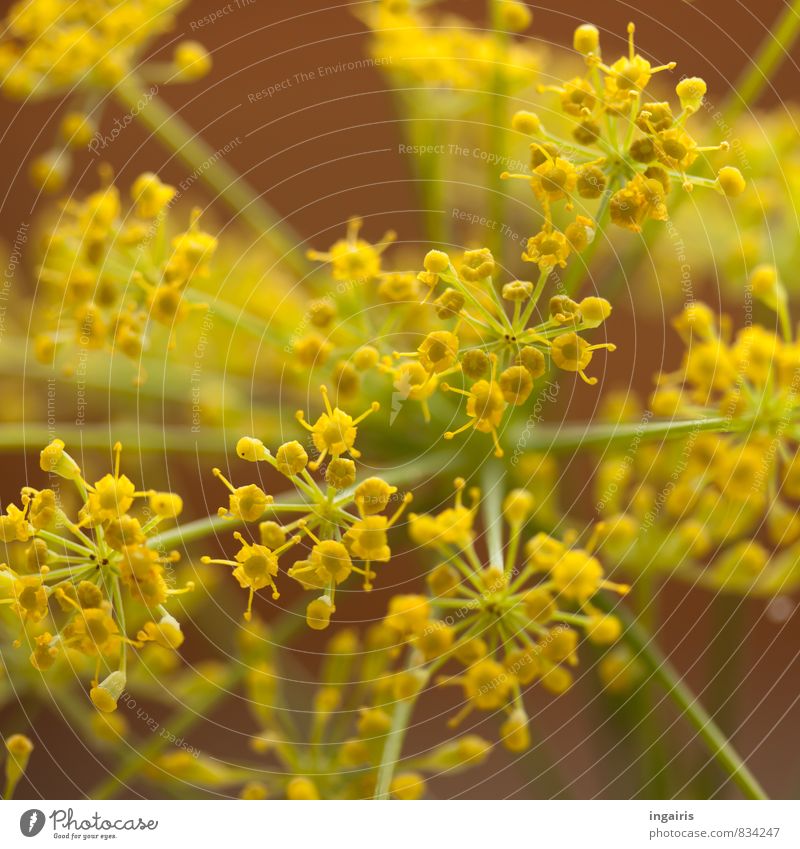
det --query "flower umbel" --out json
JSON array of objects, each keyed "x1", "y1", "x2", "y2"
[{"x1": 0, "y1": 440, "x2": 189, "y2": 712}]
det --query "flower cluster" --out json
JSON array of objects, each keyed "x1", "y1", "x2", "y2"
[
  {"x1": 35, "y1": 170, "x2": 214, "y2": 381},
  {"x1": 205, "y1": 386, "x2": 411, "y2": 629},
  {"x1": 503, "y1": 22, "x2": 745, "y2": 269},
  {"x1": 381, "y1": 480, "x2": 628, "y2": 750},
  {"x1": 650, "y1": 272, "x2": 797, "y2": 425},
  {"x1": 0, "y1": 440, "x2": 190, "y2": 713},
  {"x1": 305, "y1": 227, "x2": 616, "y2": 456},
  {"x1": 592, "y1": 274, "x2": 800, "y2": 594},
  {"x1": 402, "y1": 246, "x2": 615, "y2": 454},
  {"x1": 187, "y1": 621, "x2": 495, "y2": 800},
  {"x1": 358, "y1": 0, "x2": 536, "y2": 98},
  {"x1": 0, "y1": 0, "x2": 211, "y2": 190}
]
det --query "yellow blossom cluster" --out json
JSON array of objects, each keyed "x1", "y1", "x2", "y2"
[
  {"x1": 205, "y1": 386, "x2": 411, "y2": 629},
  {"x1": 0, "y1": 1, "x2": 212, "y2": 190},
  {"x1": 358, "y1": 0, "x2": 536, "y2": 97},
  {"x1": 592, "y1": 272, "x2": 800, "y2": 594},
  {"x1": 34, "y1": 170, "x2": 214, "y2": 382},
  {"x1": 380, "y1": 479, "x2": 629, "y2": 750},
  {"x1": 0, "y1": 440, "x2": 190, "y2": 713},
  {"x1": 404, "y1": 246, "x2": 614, "y2": 454},
  {"x1": 503, "y1": 22, "x2": 746, "y2": 270},
  {"x1": 305, "y1": 227, "x2": 616, "y2": 457},
  {"x1": 0, "y1": 0, "x2": 202, "y2": 99}
]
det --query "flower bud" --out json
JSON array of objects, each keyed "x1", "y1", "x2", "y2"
[
  {"x1": 717, "y1": 165, "x2": 746, "y2": 197},
  {"x1": 573, "y1": 23, "x2": 599, "y2": 55},
  {"x1": 90, "y1": 670, "x2": 127, "y2": 713},
  {"x1": 174, "y1": 41, "x2": 212, "y2": 81}
]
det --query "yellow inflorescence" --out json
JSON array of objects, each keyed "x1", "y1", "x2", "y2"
[
  {"x1": 359, "y1": 0, "x2": 537, "y2": 96},
  {"x1": 385, "y1": 479, "x2": 629, "y2": 750},
  {"x1": 34, "y1": 170, "x2": 214, "y2": 382},
  {"x1": 503, "y1": 22, "x2": 745, "y2": 271},
  {"x1": 204, "y1": 388, "x2": 411, "y2": 629},
  {"x1": 0, "y1": 440, "x2": 189, "y2": 713}
]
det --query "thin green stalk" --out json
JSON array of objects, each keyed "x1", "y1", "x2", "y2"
[
  {"x1": 184, "y1": 286, "x2": 270, "y2": 341},
  {"x1": 0, "y1": 341, "x2": 251, "y2": 407},
  {"x1": 418, "y1": 120, "x2": 446, "y2": 246},
  {"x1": 481, "y1": 458, "x2": 506, "y2": 566},
  {"x1": 374, "y1": 685, "x2": 426, "y2": 800},
  {"x1": 114, "y1": 74, "x2": 311, "y2": 281},
  {"x1": 488, "y1": 1, "x2": 510, "y2": 264},
  {"x1": 0, "y1": 424, "x2": 231, "y2": 454},
  {"x1": 149, "y1": 512, "x2": 235, "y2": 550},
  {"x1": 595, "y1": 595, "x2": 768, "y2": 800},
  {"x1": 633, "y1": 571, "x2": 671, "y2": 798},
  {"x1": 726, "y1": 0, "x2": 800, "y2": 126},
  {"x1": 510, "y1": 413, "x2": 746, "y2": 455}
]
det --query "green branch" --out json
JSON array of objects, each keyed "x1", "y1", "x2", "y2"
[
  {"x1": 596, "y1": 595, "x2": 768, "y2": 800},
  {"x1": 374, "y1": 686, "x2": 424, "y2": 800},
  {"x1": 115, "y1": 74, "x2": 312, "y2": 281},
  {"x1": 0, "y1": 424, "x2": 231, "y2": 454},
  {"x1": 725, "y1": 0, "x2": 800, "y2": 126},
  {"x1": 508, "y1": 414, "x2": 743, "y2": 455}
]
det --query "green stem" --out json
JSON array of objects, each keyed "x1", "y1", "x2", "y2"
[
  {"x1": 114, "y1": 74, "x2": 311, "y2": 281},
  {"x1": 726, "y1": 0, "x2": 800, "y2": 125},
  {"x1": 488, "y1": 0, "x2": 510, "y2": 264},
  {"x1": 511, "y1": 413, "x2": 746, "y2": 454},
  {"x1": 0, "y1": 341, "x2": 252, "y2": 407},
  {"x1": 0, "y1": 424, "x2": 231, "y2": 454},
  {"x1": 633, "y1": 571, "x2": 671, "y2": 798},
  {"x1": 184, "y1": 286, "x2": 269, "y2": 341},
  {"x1": 374, "y1": 686, "x2": 425, "y2": 800},
  {"x1": 596, "y1": 595, "x2": 769, "y2": 800},
  {"x1": 149, "y1": 512, "x2": 235, "y2": 550},
  {"x1": 481, "y1": 458, "x2": 506, "y2": 567}
]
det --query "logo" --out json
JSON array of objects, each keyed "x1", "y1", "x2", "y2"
[{"x1": 19, "y1": 810, "x2": 45, "y2": 837}]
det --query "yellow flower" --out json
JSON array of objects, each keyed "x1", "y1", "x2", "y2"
[
  {"x1": 203, "y1": 531, "x2": 297, "y2": 621},
  {"x1": 296, "y1": 385, "x2": 379, "y2": 469},
  {"x1": 550, "y1": 332, "x2": 616, "y2": 385},
  {"x1": 523, "y1": 228, "x2": 571, "y2": 270},
  {"x1": 307, "y1": 216, "x2": 396, "y2": 281}
]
